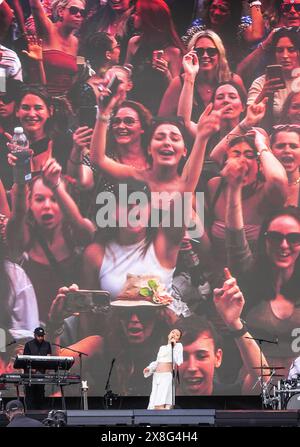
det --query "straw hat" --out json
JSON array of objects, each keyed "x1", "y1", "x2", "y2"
[{"x1": 111, "y1": 274, "x2": 173, "y2": 307}]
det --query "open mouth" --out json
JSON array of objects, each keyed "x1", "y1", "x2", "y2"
[
  {"x1": 183, "y1": 377, "x2": 204, "y2": 390},
  {"x1": 158, "y1": 149, "x2": 175, "y2": 157},
  {"x1": 41, "y1": 213, "x2": 54, "y2": 222},
  {"x1": 127, "y1": 326, "x2": 144, "y2": 336}
]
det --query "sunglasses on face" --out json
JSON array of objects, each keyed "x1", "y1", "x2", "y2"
[
  {"x1": 118, "y1": 308, "x2": 157, "y2": 321},
  {"x1": 67, "y1": 6, "x2": 87, "y2": 17},
  {"x1": 194, "y1": 47, "x2": 218, "y2": 58},
  {"x1": 264, "y1": 230, "x2": 300, "y2": 246},
  {"x1": 281, "y1": 3, "x2": 300, "y2": 12},
  {"x1": 111, "y1": 116, "x2": 138, "y2": 126}
]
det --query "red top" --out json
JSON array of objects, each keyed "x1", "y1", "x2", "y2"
[{"x1": 42, "y1": 50, "x2": 78, "y2": 96}]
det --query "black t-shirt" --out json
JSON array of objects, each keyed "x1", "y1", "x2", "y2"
[{"x1": 23, "y1": 338, "x2": 52, "y2": 356}]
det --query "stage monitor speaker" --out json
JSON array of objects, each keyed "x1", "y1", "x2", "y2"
[
  {"x1": 133, "y1": 409, "x2": 216, "y2": 426},
  {"x1": 66, "y1": 410, "x2": 133, "y2": 426},
  {"x1": 215, "y1": 410, "x2": 300, "y2": 427}
]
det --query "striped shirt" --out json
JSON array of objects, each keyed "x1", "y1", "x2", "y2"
[{"x1": 0, "y1": 44, "x2": 23, "y2": 81}]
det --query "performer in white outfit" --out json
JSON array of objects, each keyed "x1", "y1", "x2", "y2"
[{"x1": 144, "y1": 329, "x2": 183, "y2": 410}]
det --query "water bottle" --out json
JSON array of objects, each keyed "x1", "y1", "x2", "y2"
[{"x1": 11, "y1": 127, "x2": 32, "y2": 184}]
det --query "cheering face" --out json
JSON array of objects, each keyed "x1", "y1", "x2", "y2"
[
  {"x1": 194, "y1": 37, "x2": 219, "y2": 74},
  {"x1": 16, "y1": 94, "x2": 51, "y2": 136},
  {"x1": 179, "y1": 331, "x2": 222, "y2": 396},
  {"x1": 118, "y1": 308, "x2": 156, "y2": 344},
  {"x1": 275, "y1": 37, "x2": 300, "y2": 74},
  {"x1": 209, "y1": 0, "x2": 231, "y2": 26},
  {"x1": 149, "y1": 123, "x2": 186, "y2": 168},
  {"x1": 111, "y1": 107, "x2": 144, "y2": 146},
  {"x1": 30, "y1": 179, "x2": 63, "y2": 230},
  {"x1": 265, "y1": 215, "x2": 300, "y2": 270},
  {"x1": 213, "y1": 84, "x2": 245, "y2": 121},
  {"x1": 271, "y1": 131, "x2": 300, "y2": 173},
  {"x1": 227, "y1": 141, "x2": 258, "y2": 186},
  {"x1": 287, "y1": 93, "x2": 300, "y2": 125},
  {"x1": 280, "y1": 0, "x2": 300, "y2": 27}
]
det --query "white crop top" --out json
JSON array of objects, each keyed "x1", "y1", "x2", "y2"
[{"x1": 144, "y1": 343, "x2": 183, "y2": 377}]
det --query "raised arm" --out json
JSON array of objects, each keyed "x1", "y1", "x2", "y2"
[
  {"x1": 0, "y1": 0, "x2": 13, "y2": 41},
  {"x1": 29, "y1": 0, "x2": 53, "y2": 39},
  {"x1": 42, "y1": 159, "x2": 96, "y2": 245},
  {"x1": 89, "y1": 87, "x2": 139, "y2": 181},
  {"x1": 222, "y1": 157, "x2": 254, "y2": 274},
  {"x1": 250, "y1": 128, "x2": 288, "y2": 207},
  {"x1": 158, "y1": 76, "x2": 182, "y2": 117},
  {"x1": 213, "y1": 275, "x2": 269, "y2": 392},
  {"x1": 177, "y1": 50, "x2": 198, "y2": 137},
  {"x1": 242, "y1": 3, "x2": 265, "y2": 43},
  {"x1": 210, "y1": 99, "x2": 268, "y2": 165},
  {"x1": 182, "y1": 104, "x2": 226, "y2": 193},
  {"x1": 67, "y1": 126, "x2": 94, "y2": 190},
  {"x1": 237, "y1": 29, "x2": 276, "y2": 80}
]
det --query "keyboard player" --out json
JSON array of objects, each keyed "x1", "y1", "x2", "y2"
[{"x1": 23, "y1": 327, "x2": 52, "y2": 409}]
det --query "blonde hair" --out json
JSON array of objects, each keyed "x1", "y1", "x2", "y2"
[
  {"x1": 52, "y1": 0, "x2": 86, "y2": 21},
  {"x1": 187, "y1": 29, "x2": 232, "y2": 83}
]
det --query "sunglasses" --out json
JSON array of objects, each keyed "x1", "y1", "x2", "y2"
[
  {"x1": 280, "y1": 3, "x2": 300, "y2": 12},
  {"x1": 68, "y1": 6, "x2": 87, "y2": 17},
  {"x1": 194, "y1": 47, "x2": 218, "y2": 58},
  {"x1": 111, "y1": 116, "x2": 138, "y2": 126},
  {"x1": 117, "y1": 308, "x2": 158, "y2": 321},
  {"x1": 264, "y1": 231, "x2": 300, "y2": 246}
]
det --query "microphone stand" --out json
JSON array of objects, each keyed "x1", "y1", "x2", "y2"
[
  {"x1": 0, "y1": 340, "x2": 16, "y2": 351},
  {"x1": 104, "y1": 358, "x2": 118, "y2": 409},
  {"x1": 245, "y1": 336, "x2": 278, "y2": 409},
  {"x1": 171, "y1": 342, "x2": 175, "y2": 409},
  {"x1": 52, "y1": 343, "x2": 88, "y2": 410}
]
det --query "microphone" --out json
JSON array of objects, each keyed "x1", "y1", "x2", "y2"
[
  {"x1": 171, "y1": 341, "x2": 175, "y2": 348},
  {"x1": 7, "y1": 340, "x2": 16, "y2": 347}
]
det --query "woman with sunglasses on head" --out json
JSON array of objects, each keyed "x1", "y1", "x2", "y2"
[
  {"x1": 206, "y1": 127, "x2": 287, "y2": 267},
  {"x1": 125, "y1": 0, "x2": 185, "y2": 115},
  {"x1": 28, "y1": 0, "x2": 86, "y2": 96},
  {"x1": 159, "y1": 29, "x2": 245, "y2": 119},
  {"x1": 225, "y1": 166, "x2": 300, "y2": 371},
  {"x1": 271, "y1": 124, "x2": 300, "y2": 207}
]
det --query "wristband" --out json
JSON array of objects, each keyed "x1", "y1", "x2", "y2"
[
  {"x1": 228, "y1": 320, "x2": 248, "y2": 338},
  {"x1": 96, "y1": 107, "x2": 110, "y2": 123}
]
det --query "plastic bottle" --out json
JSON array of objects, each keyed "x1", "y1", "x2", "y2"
[{"x1": 11, "y1": 127, "x2": 32, "y2": 184}]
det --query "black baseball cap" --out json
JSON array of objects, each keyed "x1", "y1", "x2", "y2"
[
  {"x1": 6, "y1": 400, "x2": 24, "y2": 412},
  {"x1": 34, "y1": 327, "x2": 45, "y2": 336}
]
